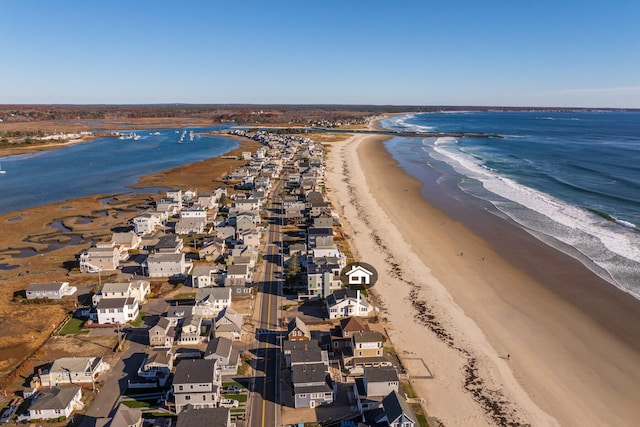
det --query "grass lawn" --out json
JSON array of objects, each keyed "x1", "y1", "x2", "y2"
[
  {"x1": 120, "y1": 400, "x2": 151, "y2": 408},
  {"x1": 58, "y1": 317, "x2": 89, "y2": 335},
  {"x1": 223, "y1": 393, "x2": 247, "y2": 403},
  {"x1": 131, "y1": 311, "x2": 147, "y2": 327}
]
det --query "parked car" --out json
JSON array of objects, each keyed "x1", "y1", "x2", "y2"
[
  {"x1": 223, "y1": 385, "x2": 243, "y2": 393},
  {"x1": 219, "y1": 398, "x2": 239, "y2": 408}
]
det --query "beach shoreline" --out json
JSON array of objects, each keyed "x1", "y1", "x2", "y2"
[{"x1": 324, "y1": 129, "x2": 640, "y2": 425}]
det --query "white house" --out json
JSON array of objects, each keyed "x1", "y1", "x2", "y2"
[
  {"x1": 326, "y1": 289, "x2": 373, "y2": 319},
  {"x1": 26, "y1": 282, "x2": 77, "y2": 300},
  {"x1": 28, "y1": 386, "x2": 83, "y2": 421},
  {"x1": 194, "y1": 287, "x2": 232, "y2": 318},
  {"x1": 96, "y1": 297, "x2": 139, "y2": 325},
  {"x1": 190, "y1": 265, "x2": 216, "y2": 288},
  {"x1": 39, "y1": 357, "x2": 110, "y2": 387},
  {"x1": 100, "y1": 280, "x2": 150, "y2": 304},
  {"x1": 132, "y1": 212, "x2": 164, "y2": 236}
]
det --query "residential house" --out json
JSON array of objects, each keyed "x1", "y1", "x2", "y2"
[
  {"x1": 203, "y1": 337, "x2": 240, "y2": 375},
  {"x1": 79, "y1": 245, "x2": 119, "y2": 273},
  {"x1": 375, "y1": 391, "x2": 417, "y2": 427},
  {"x1": 132, "y1": 212, "x2": 163, "y2": 236},
  {"x1": 354, "y1": 366, "x2": 399, "y2": 412},
  {"x1": 194, "y1": 287, "x2": 232, "y2": 318},
  {"x1": 26, "y1": 282, "x2": 77, "y2": 300},
  {"x1": 173, "y1": 359, "x2": 221, "y2": 414},
  {"x1": 214, "y1": 307, "x2": 243, "y2": 341},
  {"x1": 287, "y1": 317, "x2": 311, "y2": 342},
  {"x1": 156, "y1": 198, "x2": 181, "y2": 217},
  {"x1": 175, "y1": 218, "x2": 205, "y2": 235},
  {"x1": 291, "y1": 363, "x2": 334, "y2": 409},
  {"x1": 326, "y1": 289, "x2": 373, "y2": 319},
  {"x1": 110, "y1": 232, "x2": 142, "y2": 260},
  {"x1": 313, "y1": 216, "x2": 334, "y2": 229},
  {"x1": 214, "y1": 225, "x2": 235, "y2": 242},
  {"x1": 152, "y1": 235, "x2": 184, "y2": 253},
  {"x1": 96, "y1": 297, "x2": 139, "y2": 325},
  {"x1": 137, "y1": 348, "x2": 173, "y2": 387},
  {"x1": 100, "y1": 280, "x2": 150, "y2": 304},
  {"x1": 166, "y1": 305, "x2": 194, "y2": 327},
  {"x1": 225, "y1": 264, "x2": 252, "y2": 284},
  {"x1": 148, "y1": 317, "x2": 175, "y2": 347},
  {"x1": 344, "y1": 331, "x2": 391, "y2": 374},
  {"x1": 28, "y1": 386, "x2": 82, "y2": 422},
  {"x1": 109, "y1": 404, "x2": 143, "y2": 427},
  {"x1": 198, "y1": 238, "x2": 225, "y2": 261},
  {"x1": 190, "y1": 265, "x2": 216, "y2": 288},
  {"x1": 307, "y1": 227, "x2": 333, "y2": 249},
  {"x1": 235, "y1": 212, "x2": 258, "y2": 234},
  {"x1": 176, "y1": 406, "x2": 230, "y2": 427},
  {"x1": 330, "y1": 317, "x2": 370, "y2": 354},
  {"x1": 146, "y1": 252, "x2": 188, "y2": 278},
  {"x1": 176, "y1": 315, "x2": 204, "y2": 345},
  {"x1": 39, "y1": 357, "x2": 110, "y2": 387},
  {"x1": 305, "y1": 259, "x2": 342, "y2": 300}
]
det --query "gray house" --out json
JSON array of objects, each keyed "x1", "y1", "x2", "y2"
[
  {"x1": 354, "y1": 366, "x2": 400, "y2": 412},
  {"x1": 376, "y1": 391, "x2": 417, "y2": 427},
  {"x1": 176, "y1": 406, "x2": 230, "y2": 427},
  {"x1": 203, "y1": 337, "x2": 240, "y2": 375},
  {"x1": 292, "y1": 364, "x2": 334, "y2": 408},
  {"x1": 173, "y1": 359, "x2": 221, "y2": 414}
]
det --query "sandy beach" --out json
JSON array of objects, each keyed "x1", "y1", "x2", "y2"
[{"x1": 324, "y1": 130, "x2": 640, "y2": 426}]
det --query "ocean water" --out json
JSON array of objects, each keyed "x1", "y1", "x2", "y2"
[
  {"x1": 380, "y1": 111, "x2": 640, "y2": 299},
  {"x1": 0, "y1": 126, "x2": 236, "y2": 214}
]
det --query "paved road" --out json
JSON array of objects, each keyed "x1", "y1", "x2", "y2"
[{"x1": 249, "y1": 180, "x2": 284, "y2": 427}]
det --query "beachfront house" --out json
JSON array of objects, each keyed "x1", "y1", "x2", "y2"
[
  {"x1": 374, "y1": 391, "x2": 417, "y2": 427},
  {"x1": 25, "y1": 282, "x2": 77, "y2": 300},
  {"x1": 38, "y1": 357, "x2": 110, "y2": 387},
  {"x1": 326, "y1": 289, "x2": 373, "y2": 319},
  {"x1": 28, "y1": 386, "x2": 83, "y2": 422},
  {"x1": 304, "y1": 260, "x2": 342, "y2": 300},
  {"x1": 330, "y1": 316, "x2": 371, "y2": 354},
  {"x1": 173, "y1": 359, "x2": 222, "y2": 414},
  {"x1": 354, "y1": 366, "x2": 400, "y2": 412},
  {"x1": 343, "y1": 330, "x2": 391, "y2": 374}
]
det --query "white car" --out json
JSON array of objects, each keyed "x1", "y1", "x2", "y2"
[{"x1": 219, "y1": 398, "x2": 239, "y2": 408}]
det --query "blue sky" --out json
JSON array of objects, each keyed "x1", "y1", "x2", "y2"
[{"x1": 2, "y1": 0, "x2": 639, "y2": 108}]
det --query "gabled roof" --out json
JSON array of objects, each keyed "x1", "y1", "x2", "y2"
[
  {"x1": 215, "y1": 307, "x2": 243, "y2": 330},
  {"x1": 326, "y1": 289, "x2": 369, "y2": 307},
  {"x1": 110, "y1": 403, "x2": 143, "y2": 426},
  {"x1": 191, "y1": 265, "x2": 216, "y2": 277},
  {"x1": 204, "y1": 336, "x2": 233, "y2": 359},
  {"x1": 291, "y1": 364, "x2": 328, "y2": 385},
  {"x1": 196, "y1": 287, "x2": 231, "y2": 302},
  {"x1": 26, "y1": 282, "x2": 67, "y2": 292},
  {"x1": 29, "y1": 386, "x2": 80, "y2": 411},
  {"x1": 101, "y1": 282, "x2": 132, "y2": 294},
  {"x1": 287, "y1": 317, "x2": 310, "y2": 337},
  {"x1": 152, "y1": 317, "x2": 172, "y2": 331},
  {"x1": 381, "y1": 390, "x2": 416, "y2": 424}
]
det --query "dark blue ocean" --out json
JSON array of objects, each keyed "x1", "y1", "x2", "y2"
[
  {"x1": 0, "y1": 126, "x2": 236, "y2": 214},
  {"x1": 381, "y1": 112, "x2": 640, "y2": 299}
]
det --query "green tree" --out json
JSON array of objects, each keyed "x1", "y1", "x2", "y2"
[{"x1": 285, "y1": 253, "x2": 301, "y2": 284}]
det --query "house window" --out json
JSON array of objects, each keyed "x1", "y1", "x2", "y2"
[
  {"x1": 298, "y1": 394, "x2": 306, "y2": 398},
  {"x1": 185, "y1": 396, "x2": 191, "y2": 401},
  {"x1": 179, "y1": 385, "x2": 183, "y2": 391}
]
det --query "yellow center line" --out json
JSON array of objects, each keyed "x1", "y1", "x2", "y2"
[{"x1": 261, "y1": 211, "x2": 276, "y2": 427}]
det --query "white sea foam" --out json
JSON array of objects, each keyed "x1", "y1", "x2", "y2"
[
  {"x1": 427, "y1": 141, "x2": 640, "y2": 298},
  {"x1": 385, "y1": 114, "x2": 434, "y2": 132}
]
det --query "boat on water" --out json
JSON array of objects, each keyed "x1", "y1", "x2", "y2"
[
  {"x1": 0, "y1": 164, "x2": 6, "y2": 174},
  {"x1": 133, "y1": 133, "x2": 141, "y2": 141},
  {"x1": 189, "y1": 131, "x2": 195, "y2": 142}
]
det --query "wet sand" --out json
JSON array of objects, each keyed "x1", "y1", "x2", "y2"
[{"x1": 324, "y1": 132, "x2": 640, "y2": 426}]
